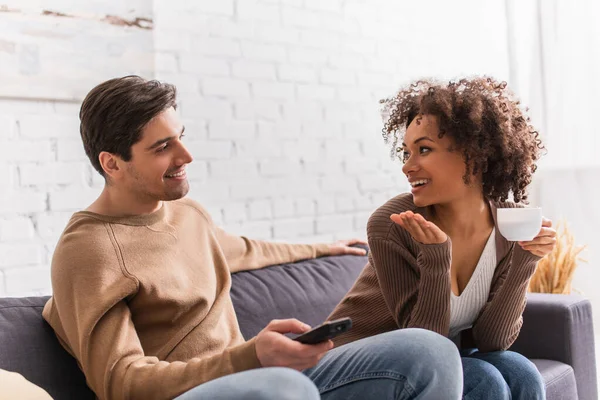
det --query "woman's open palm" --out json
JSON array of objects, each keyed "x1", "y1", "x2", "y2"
[{"x1": 390, "y1": 211, "x2": 447, "y2": 244}]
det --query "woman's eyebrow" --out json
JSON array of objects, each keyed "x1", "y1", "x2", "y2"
[{"x1": 401, "y1": 136, "x2": 435, "y2": 147}]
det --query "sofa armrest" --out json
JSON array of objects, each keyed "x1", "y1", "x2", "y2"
[{"x1": 510, "y1": 293, "x2": 598, "y2": 400}]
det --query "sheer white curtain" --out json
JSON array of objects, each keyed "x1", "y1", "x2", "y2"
[
  {"x1": 506, "y1": 0, "x2": 600, "y2": 169},
  {"x1": 505, "y1": 0, "x2": 600, "y2": 346}
]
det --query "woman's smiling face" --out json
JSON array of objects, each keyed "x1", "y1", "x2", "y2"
[{"x1": 401, "y1": 114, "x2": 478, "y2": 207}]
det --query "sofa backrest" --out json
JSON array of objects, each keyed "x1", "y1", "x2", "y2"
[
  {"x1": 0, "y1": 296, "x2": 95, "y2": 399},
  {"x1": 0, "y1": 251, "x2": 367, "y2": 399},
  {"x1": 230, "y1": 251, "x2": 368, "y2": 339}
]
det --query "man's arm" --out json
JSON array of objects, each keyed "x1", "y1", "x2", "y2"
[
  {"x1": 49, "y1": 297, "x2": 260, "y2": 400},
  {"x1": 214, "y1": 225, "x2": 328, "y2": 273},
  {"x1": 184, "y1": 198, "x2": 366, "y2": 273},
  {"x1": 215, "y1": 226, "x2": 366, "y2": 273},
  {"x1": 44, "y1": 227, "x2": 261, "y2": 400}
]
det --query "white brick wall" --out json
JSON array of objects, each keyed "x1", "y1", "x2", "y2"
[
  {"x1": 0, "y1": 1, "x2": 153, "y2": 101},
  {"x1": 0, "y1": 0, "x2": 510, "y2": 296}
]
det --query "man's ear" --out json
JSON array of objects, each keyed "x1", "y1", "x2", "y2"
[{"x1": 98, "y1": 151, "x2": 123, "y2": 180}]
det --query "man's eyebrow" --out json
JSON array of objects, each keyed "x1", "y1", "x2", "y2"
[
  {"x1": 146, "y1": 126, "x2": 185, "y2": 151},
  {"x1": 401, "y1": 136, "x2": 435, "y2": 147}
]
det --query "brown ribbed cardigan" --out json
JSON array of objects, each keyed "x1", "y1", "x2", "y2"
[{"x1": 328, "y1": 193, "x2": 541, "y2": 352}]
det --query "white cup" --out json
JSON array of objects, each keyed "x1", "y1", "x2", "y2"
[{"x1": 496, "y1": 207, "x2": 542, "y2": 242}]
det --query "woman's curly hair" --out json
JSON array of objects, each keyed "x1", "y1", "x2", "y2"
[{"x1": 380, "y1": 76, "x2": 545, "y2": 204}]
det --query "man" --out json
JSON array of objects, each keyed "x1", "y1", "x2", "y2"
[{"x1": 43, "y1": 76, "x2": 463, "y2": 400}]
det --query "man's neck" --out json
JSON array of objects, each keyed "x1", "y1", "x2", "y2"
[
  {"x1": 86, "y1": 186, "x2": 162, "y2": 217},
  {"x1": 429, "y1": 193, "x2": 493, "y2": 239}
]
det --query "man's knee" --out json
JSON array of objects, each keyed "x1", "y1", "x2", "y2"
[
  {"x1": 363, "y1": 329, "x2": 463, "y2": 397},
  {"x1": 261, "y1": 367, "x2": 320, "y2": 400},
  {"x1": 178, "y1": 367, "x2": 319, "y2": 400},
  {"x1": 404, "y1": 328, "x2": 461, "y2": 364},
  {"x1": 371, "y1": 328, "x2": 461, "y2": 368},
  {"x1": 400, "y1": 329, "x2": 463, "y2": 390}
]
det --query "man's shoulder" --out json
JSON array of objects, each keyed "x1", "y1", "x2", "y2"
[
  {"x1": 59, "y1": 212, "x2": 113, "y2": 244},
  {"x1": 44, "y1": 214, "x2": 139, "y2": 333},
  {"x1": 51, "y1": 213, "x2": 124, "y2": 276},
  {"x1": 367, "y1": 193, "x2": 417, "y2": 240},
  {"x1": 172, "y1": 197, "x2": 213, "y2": 224}
]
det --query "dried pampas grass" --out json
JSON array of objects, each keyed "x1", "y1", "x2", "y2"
[{"x1": 528, "y1": 220, "x2": 587, "y2": 294}]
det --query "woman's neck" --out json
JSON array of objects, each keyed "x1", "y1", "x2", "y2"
[{"x1": 428, "y1": 194, "x2": 494, "y2": 239}]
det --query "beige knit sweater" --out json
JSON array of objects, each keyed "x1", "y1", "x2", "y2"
[
  {"x1": 43, "y1": 197, "x2": 329, "y2": 400},
  {"x1": 328, "y1": 193, "x2": 541, "y2": 352}
]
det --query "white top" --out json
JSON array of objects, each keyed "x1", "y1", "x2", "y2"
[{"x1": 449, "y1": 229, "x2": 497, "y2": 339}]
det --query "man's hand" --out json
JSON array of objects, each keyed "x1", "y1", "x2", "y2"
[
  {"x1": 255, "y1": 319, "x2": 333, "y2": 371},
  {"x1": 327, "y1": 239, "x2": 368, "y2": 256},
  {"x1": 390, "y1": 211, "x2": 447, "y2": 245},
  {"x1": 518, "y1": 217, "x2": 557, "y2": 257}
]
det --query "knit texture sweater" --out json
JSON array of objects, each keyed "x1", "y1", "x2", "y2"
[
  {"x1": 42, "y1": 197, "x2": 329, "y2": 400},
  {"x1": 328, "y1": 193, "x2": 541, "y2": 352}
]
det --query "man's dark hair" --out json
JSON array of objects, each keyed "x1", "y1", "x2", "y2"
[
  {"x1": 380, "y1": 77, "x2": 545, "y2": 203},
  {"x1": 79, "y1": 75, "x2": 177, "y2": 177}
]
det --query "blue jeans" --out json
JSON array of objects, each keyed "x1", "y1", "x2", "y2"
[
  {"x1": 461, "y1": 348, "x2": 545, "y2": 400},
  {"x1": 175, "y1": 367, "x2": 320, "y2": 400},
  {"x1": 177, "y1": 328, "x2": 463, "y2": 399},
  {"x1": 304, "y1": 329, "x2": 463, "y2": 399}
]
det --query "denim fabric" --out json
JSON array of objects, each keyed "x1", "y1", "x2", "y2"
[
  {"x1": 304, "y1": 329, "x2": 463, "y2": 400},
  {"x1": 461, "y1": 349, "x2": 545, "y2": 400},
  {"x1": 175, "y1": 367, "x2": 320, "y2": 400}
]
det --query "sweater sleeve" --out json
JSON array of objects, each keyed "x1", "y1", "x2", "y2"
[
  {"x1": 368, "y1": 235, "x2": 453, "y2": 336},
  {"x1": 184, "y1": 198, "x2": 329, "y2": 273},
  {"x1": 471, "y1": 244, "x2": 541, "y2": 352},
  {"x1": 43, "y1": 223, "x2": 261, "y2": 400},
  {"x1": 214, "y1": 225, "x2": 330, "y2": 273}
]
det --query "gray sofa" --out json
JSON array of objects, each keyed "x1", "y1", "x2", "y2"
[{"x1": 0, "y1": 249, "x2": 597, "y2": 399}]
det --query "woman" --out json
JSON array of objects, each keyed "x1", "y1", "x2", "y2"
[{"x1": 327, "y1": 77, "x2": 556, "y2": 399}]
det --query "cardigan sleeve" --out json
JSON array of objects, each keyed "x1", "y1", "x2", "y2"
[{"x1": 471, "y1": 244, "x2": 541, "y2": 352}]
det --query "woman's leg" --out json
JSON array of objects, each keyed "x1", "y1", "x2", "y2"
[
  {"x1": 468, "y1": 350, "x2": 545, "y2": 400},
  {"x1": 461, "y1": 357, "x2": 510, "y2": 400},
  {"x1": 304, "y1": 328, "x2": 463, "y2": 400},
  {"x1": 175, "y1": 367, "x2": 320, "y2": 400}
]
